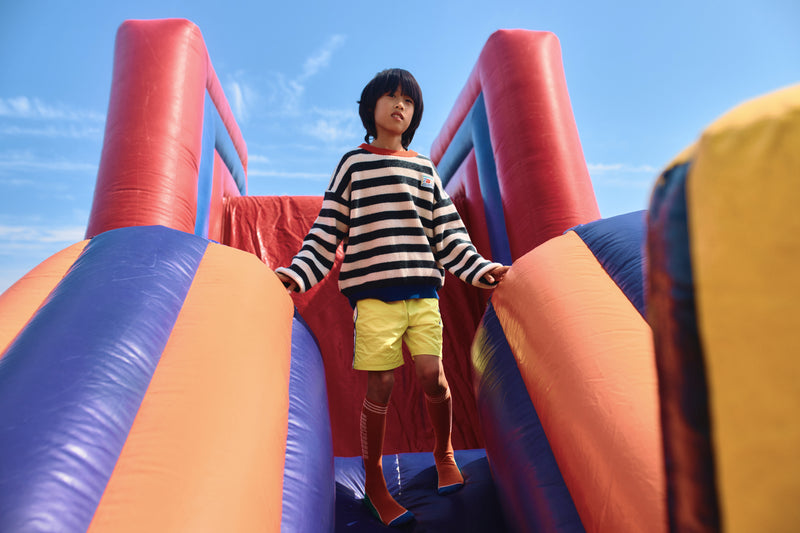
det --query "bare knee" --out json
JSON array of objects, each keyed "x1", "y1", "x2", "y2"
[
  {"x1": 366, "y1": 370, "x2": 395, "y2": 404},
  {"x1": 415, "y1": 355, "x2": 447, "y2": 397}
]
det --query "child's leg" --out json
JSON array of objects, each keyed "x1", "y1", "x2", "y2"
[
  {"x1": 415, "y1": 354, "x2": 465, "y2": 495},
  {"x1": 361, "y1": 370, "x2": 414, "y2": 526}
]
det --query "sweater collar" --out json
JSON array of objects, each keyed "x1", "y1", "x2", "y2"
[{"x1": 360, "y1": 143, "x2": 418, "y2": 158}]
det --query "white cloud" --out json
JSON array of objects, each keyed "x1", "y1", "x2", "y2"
[
  {"x1": 588, "y1": 162, "x2": 659, "y2": 174},
  {"x1": 248, "y1": 153, "x2": 270, "y2": 164},
  {"x1": 306, "y1": 119, "x2": 348, "y2": 143},
  {"x1": 299, "y1": 34, "x2": 346, "y2": 82},
  {"x1": 0, "y1": 151, "x2": 97, "y2": 173},
  {"x1": 0, "y1": 176, "x2": 36, "y2": 187},
  {"x1": 588, "y1": 162, "x2": 659, "y2": 189},
  {"x1": 0, "y1": 225, "x2": 87, "y2": 293},
  {"x1": 0, "y1": 224, "x2": 85, "y2": 243},
  {"x1": 225, "y1": 75, "x2": 260, "y2": 124},
  {"x1": 304, "y1": 107, "x2": 359, "y2": 143},
  {"x1": 0, "y1": 124, "x2": 103, "y2": 139},
  {"x1": 263, "y1": 73, "x2": 304, "y2": 115},
  {"x1": 246, "y1": 169, "x2": 328, "y2": 180},
  {"x1": 262, "y1": 34, "x2": 347, "y2": 116},
  {"x1": 0, "y1": 97, "x2": 104, "y2": 122},
  {"x1": 227, "y1": 80, "x2": 245, "y2": 120},
  {"x1": 0, "y1": 97, "x2": 105, "y2": 142}
]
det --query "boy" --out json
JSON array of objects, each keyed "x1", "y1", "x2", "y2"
[{"x1": 276, "y1": 68, "x2": 508, "y2": 527}]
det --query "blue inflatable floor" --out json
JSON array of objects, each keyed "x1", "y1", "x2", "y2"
[{"x1": 334, "y1": 449, "x2": 509, "y2": 532}]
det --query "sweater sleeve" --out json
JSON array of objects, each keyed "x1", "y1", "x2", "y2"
[
  {"x1": 430, "y1": 168, "x2": 502, "y2": 289},
  {"x1": 275, "y1": 158, "x2": 351, "y2": 293}
]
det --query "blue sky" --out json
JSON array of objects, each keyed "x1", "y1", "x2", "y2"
[{"x1": 1, "y1": 0, "x2": 798, "y2": 293}]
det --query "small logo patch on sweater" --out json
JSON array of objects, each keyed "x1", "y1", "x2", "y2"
[{"x1": 421, "y1": 175, "x2": 434, "y2": 189}]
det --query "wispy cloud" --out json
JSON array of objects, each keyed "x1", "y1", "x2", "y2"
[
  {"x1": 224, "y1": 33, "x2": 345, "y2": 123},
  {"x1": 0, "y1": 97, "x2": 104, "y2": 122},
  {"x1": 0, "y1": 225, "x2": 86, "y2": 292},
  {"x1": 246, "y1": 169, "x2": 329, "y2": 180},
  {"x1": 587, "y1": 162, "x2": 659, "y2": 190},
  {"x1": 304, "y1": 107, "x2": 360, "y2": 144},
  {"x1": 298, "y1": 35, "x2": 347, "y2": 82},
  {"x1": 588, "y1": 162, "x2": 659, "y2": 175},
  {"x1": 0, "y1": 150, "x2": 97, "y2": 174},
  {"x1": 0, "y1": 124, "x2": 102, "y2": 139},
  {"x1": 0, "y1": 96, "x2": 105, "y2": 144},
  {"x1": 227, "y1": 79, "x2": 246, "y2": 121},
  {"x1": 0, "y1": 224, "x2": 85, "y2": 243},
  {"x1": 248, "y1": 153, "x2": 270, "y2": 164},
  {"x1": 225, "y1": 74, "x2": 260, "y2": 124},
  {"x1": 263, "y1": 34, "x2": 347, "y2": 116}
]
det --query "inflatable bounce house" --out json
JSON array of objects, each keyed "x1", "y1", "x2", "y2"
[{"x1": 1, "y1": 18, "x2": 797, "y2": 533}]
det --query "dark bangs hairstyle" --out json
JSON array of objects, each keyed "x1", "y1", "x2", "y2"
[{"x1": 358, "y1": 68, "x2": 424, "y2": 149}]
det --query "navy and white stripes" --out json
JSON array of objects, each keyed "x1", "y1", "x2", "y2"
[{"x1": 277, "y1": 144, "x2": 501, "y2": 298}]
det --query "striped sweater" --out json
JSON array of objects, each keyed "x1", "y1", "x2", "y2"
[{"x1": 276, "y1": 144, "x2": 502, "y2": 300}]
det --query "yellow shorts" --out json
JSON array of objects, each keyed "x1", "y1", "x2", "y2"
[{"x1": 353, "y1": 298, "x2": 443, "y2": 371}]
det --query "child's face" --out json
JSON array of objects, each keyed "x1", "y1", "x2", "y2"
[{"x1": 373, "y1": 85, "x2": 415, "y2": 142}]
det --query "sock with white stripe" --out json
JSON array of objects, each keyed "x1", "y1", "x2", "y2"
[{"x1": 361, "y1": 398, "x2": 414, "y2": 526}]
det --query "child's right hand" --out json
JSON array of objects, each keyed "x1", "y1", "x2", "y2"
[{"x1": 275, "y1": 271, "x2": 298, "y2": 292}]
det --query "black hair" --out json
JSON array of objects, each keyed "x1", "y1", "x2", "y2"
[{"x1": 358, "y1": 68, "x2": 424, "y2": 149}]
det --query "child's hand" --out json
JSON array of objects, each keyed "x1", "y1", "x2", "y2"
[
  {"x1": 275, "y1": 271, "x2": 298, "y2": 292},
  {"x1": 483, "y1": 265, "x2": 510, "y2": 286}
]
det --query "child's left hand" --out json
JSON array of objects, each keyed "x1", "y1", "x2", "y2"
[{"x1": 483, "y1": 265, "x2": 510, "y2": 285}]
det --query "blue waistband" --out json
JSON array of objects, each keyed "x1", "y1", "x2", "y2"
[{"x1": 347, "y1": 285, "x2": 438, "y2": 308}]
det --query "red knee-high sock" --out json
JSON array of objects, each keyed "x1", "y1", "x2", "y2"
[
  {"x1": 426, "y1": 388, "x2": 464, "y2": 494},
  {"x1": 361, "y1": 398, "x2": 414, "y2": 526}
]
